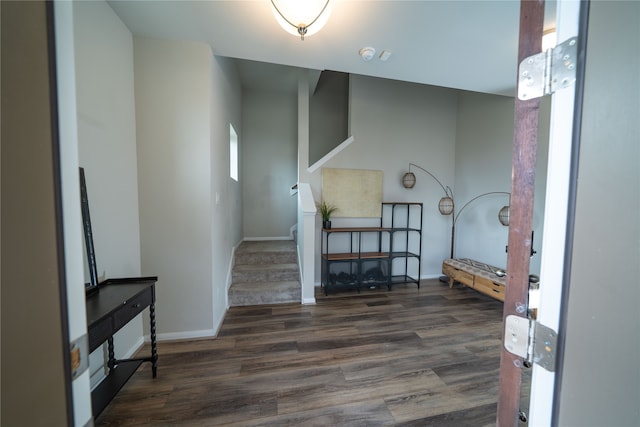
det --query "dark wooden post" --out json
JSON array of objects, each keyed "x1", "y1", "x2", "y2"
[{"x1": 497, "y1": 0, "x2": 544, "y2": 425}]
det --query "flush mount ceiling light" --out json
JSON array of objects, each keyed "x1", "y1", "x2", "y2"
[{"x1": 271, "y1": 0, "x2": 332, "y2": 41}]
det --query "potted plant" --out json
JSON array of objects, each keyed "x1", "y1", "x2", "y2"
[{"x1": 318, "y1": 201, "x2": 338, "y2": 229}]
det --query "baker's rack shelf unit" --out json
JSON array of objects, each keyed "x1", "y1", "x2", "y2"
[{"x1": 320, "y1": 202, "x2": 423, "y2": 295}]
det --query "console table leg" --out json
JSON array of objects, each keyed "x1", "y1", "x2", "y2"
[
  {"x1": 107, "y1": 337, "x2": 115, "y2": 371},
  {"x1": 149, "y1": 301, "x2": 158, "y2": 378}
]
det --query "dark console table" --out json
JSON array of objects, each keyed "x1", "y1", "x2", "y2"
[{"x1": 85, "y1": 277, "x2": 158, "y2": 417}]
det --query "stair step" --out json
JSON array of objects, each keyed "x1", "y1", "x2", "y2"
[
  {"x1": 232, "y1": 263, "x2": 300, "y2": 282},
  {"x1": 229, "y1": 240, "x2": 301, "y2": 307},
  {"x1": 234, "y1": 251, "x2": 297, "y2": 265},
  {"x1": 234, "y1": 241, "x2": 297, "y2": 265},
  {"x1": 229, "y1": 281, "x2": 301, "y2": 306}
]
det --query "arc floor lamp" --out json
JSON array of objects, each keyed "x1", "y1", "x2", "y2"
[{"x1": 402, "y1": 163, "x2": 511, "y2": 259}]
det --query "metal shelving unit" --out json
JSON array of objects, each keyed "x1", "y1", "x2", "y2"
[{"x1": 320, "y1": 202, "x2": 422, "y2": 295}]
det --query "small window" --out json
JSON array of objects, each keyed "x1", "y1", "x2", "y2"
[{"x1": 230, "y1": 124, "x2": 238, "y2": 181}]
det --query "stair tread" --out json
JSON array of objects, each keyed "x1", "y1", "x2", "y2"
[
  {"x1": 236, "y1": 250, "x2": 297, "y2": 255},
  {"x1": 233, "y1": 263, "x2": 299, "y2": 271},
  {"x1": 236, "y1": 241, "x2": 296, "y2": 253},
  {"x1": 229, "y1": 280, "x2": 300, "y2": 307},
  {"x1": 230, "y1": 280, "x2": 300, "y2": 291},
  {"x1": 236, "y1": 252, "x2": 298, "y2": 262}
]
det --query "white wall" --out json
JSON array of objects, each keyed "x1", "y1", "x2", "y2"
[
  {"x1": 210, "y1": 55, "x2": 243, "y2": 325},
  {"x1": 454, "y1": 91, "x2": 549, "y2": 273},
  {"x1": 309, "y1": 71, "x2": 349, "y2": 164},
  {"x1": 134, "y1": 39, "x2": 243, "y2": 338},
  {"x1": 71, "y1": 2, "x2": 243, "y2": 349},
  {"x1": 73, "y1": 0, "x2": 144, "y2": 385},
  {"x1": 309, "y1": 75, "x2": 459, "y2": 279},
  {"x1": 453, "y1": 92, "x2": 512, "y2": 268},
  {"x1": 300, "y1": 74, "x2": 548, "y2": 282},
  {"x1": 242, "y1": 89, "x2": 298, "y2": 239},
  {"x1": 134, "y1": 38, "x2": 215, "y2": 337}
]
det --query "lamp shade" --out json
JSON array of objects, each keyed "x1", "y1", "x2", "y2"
[
  {"x1": 438, "y1": 196, "x2": 454, "y2": 215},
  {"x1": 402, "y1": 172, "x2": 416, "y2": 189},
  {"x1": 271, "y1": 0, "x2": 331, "y2": 39},
  {"x1": 498, "y1": 205, "x2": 510, "y2": 226}
]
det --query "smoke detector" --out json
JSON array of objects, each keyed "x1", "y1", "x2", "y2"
[{"x1": 359, "y1": 47, "x2": 376, "y2": 61}]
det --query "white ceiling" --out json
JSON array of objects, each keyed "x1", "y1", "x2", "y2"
[{"x1": 108, "y1": 1, "x2": 557, "y2": 96}]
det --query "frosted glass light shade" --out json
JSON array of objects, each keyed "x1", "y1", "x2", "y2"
[{"x1": 271, "y1": 0, "x2": 332, "y2": 39}]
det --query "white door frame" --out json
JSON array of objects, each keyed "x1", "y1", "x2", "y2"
[
  {"x1": 528, "y1": 1, "x2": 583, "y2": 425},
  {"x1": 54, "y1": 1, "x2": 93, "y2": 425}
]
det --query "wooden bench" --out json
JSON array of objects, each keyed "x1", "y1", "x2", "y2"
[{"x1": 442, "y1": 258, "x2": 506, "y2": 302}]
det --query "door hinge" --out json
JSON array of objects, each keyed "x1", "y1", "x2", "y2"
[
  {"x1": 518, "y1": 36, "x2": 578, "y2": 100},
  {"x1": 504, "y1": 314, "x2": 557, "y2": 371},
  {"x1": 70, "y1": 334, "x2": 89, "y2": 380}
]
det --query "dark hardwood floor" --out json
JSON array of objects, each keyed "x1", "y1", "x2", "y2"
[{"x1": 95, "y1": 279, "x2": 531, "y2": 426}]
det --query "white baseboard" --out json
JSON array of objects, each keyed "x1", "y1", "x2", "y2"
[
  {"x1": 153, "y1": 329, "x2": 216, "y2": 342},
  {"x1": 302, "y1": 297, "x2": 316, "y2": 304}
]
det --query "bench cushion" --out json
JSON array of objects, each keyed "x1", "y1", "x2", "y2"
[{"x1": 442, "y1": 258, "x2": 506, "y2": 301}]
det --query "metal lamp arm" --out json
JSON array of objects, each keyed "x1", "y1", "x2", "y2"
[
  {"x1": 408, "y1": 163, "x2": 454, "y2": 198},
  {"x1": 453, "y1": 192, "x2": 511, "y2": 226}
]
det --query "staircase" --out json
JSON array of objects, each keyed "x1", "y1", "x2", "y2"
[{"x1": 229, "y1": 240, "x2": 301, "y2": 306}]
